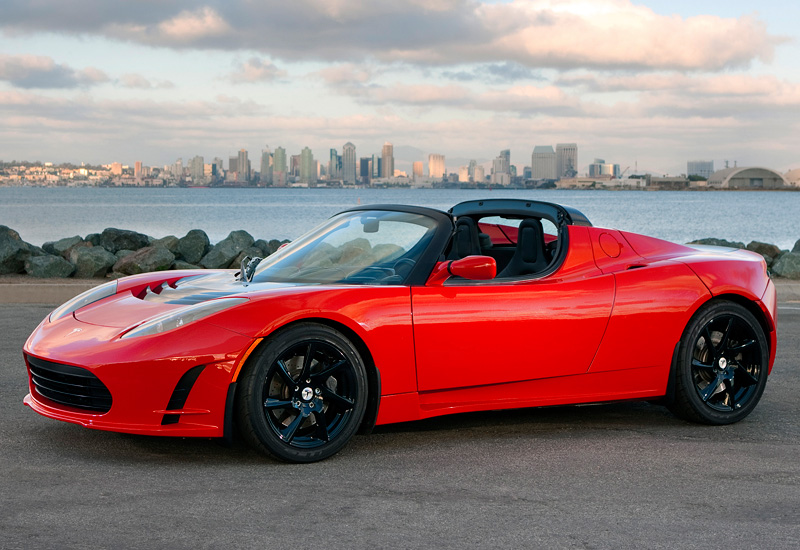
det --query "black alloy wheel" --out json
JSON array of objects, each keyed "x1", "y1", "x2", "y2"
[
  {"x1": 670, "y1": 300, "x2": 769, "y2": 425},
  {"x1": 237, "y1": 323, "x2": 367, "y2": 463}
]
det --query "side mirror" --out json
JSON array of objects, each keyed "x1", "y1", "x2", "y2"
[{"x1": 426, "y1": 255, "x2": 497, "y2": 286}]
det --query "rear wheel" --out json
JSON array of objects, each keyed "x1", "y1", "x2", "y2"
[
  {"x1": 670, "y1": 300, "x2": 768, "y2": 424},
  {"x1": 237, "y1": 323, "x2": 367, "y2": 462}
]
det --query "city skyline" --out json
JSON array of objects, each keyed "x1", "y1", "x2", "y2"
[{"x1": 2, "y1": 1, "x2": 800, "y2": 175}]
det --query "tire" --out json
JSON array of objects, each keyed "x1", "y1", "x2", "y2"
[
  {"x1": 669, "y1": 300, "x2": 768, "y2": 425},
  {"x1": 237, "y1": 323, "x2": 368, "y2": 462}
]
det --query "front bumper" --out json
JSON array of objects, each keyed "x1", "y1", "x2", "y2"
[{"x1": 23, "y1": 311, "x2": 255, "y2": 437}]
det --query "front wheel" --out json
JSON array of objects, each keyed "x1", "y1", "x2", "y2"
[
  {"x1": 237, "y1": 323, "x2": 368, "y2": 462},
  {"x1": 669, "y1": 300, "x2": 769, "y2": 425}
]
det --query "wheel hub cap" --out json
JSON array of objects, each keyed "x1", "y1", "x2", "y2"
[
  {"x1": 301, "y1": 387, "x2": 313, "y2": 401},
  {"x1": 718, "y1": 357, "x2": 727, "y2": 369}
]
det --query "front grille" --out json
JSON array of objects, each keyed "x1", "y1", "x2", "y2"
[{"x1": 27, "y1": 355, "x2": 112, "y2": 413}]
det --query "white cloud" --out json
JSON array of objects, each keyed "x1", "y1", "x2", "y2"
[
  {"x1": 229, "y1": 58, "x2": 287, "y2": 83},
  {"x1": 0, "y1": 54, "x2": 109, "y2": 88}
]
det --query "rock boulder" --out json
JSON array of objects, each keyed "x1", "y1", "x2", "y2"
[
  {"x1": 98, "y1": 228, "x2": 151, "y2": 254},
  {"x1": 113, "y1": 245, "x2": 175, "y2": 276},
  {"x1": 200, "y1": 230, "x2": 255, "y2": 269},
  {"x1": 177, "y1": 230, "x2": 211, "y2": 265},
  {"x1": 69, "y1": 246, "x2": 118, "y2": 278},
  {"x1": 746, "y1": 241, "x2": 781, "y2": 260},
  {"x1": 772, "y1": 252, "x2": 800, "y2": 279},
  {"x1": 25, "y1": 255, "x2": 75, "y2": 278},
  {"x1": 0, "y1": 225, "x2": 36, "y2": 275}
]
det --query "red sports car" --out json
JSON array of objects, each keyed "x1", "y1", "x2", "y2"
[{"x1": 23, "y1": 199, "x2": 777, "y2": 462}]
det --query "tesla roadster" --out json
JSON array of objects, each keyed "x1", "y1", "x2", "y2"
[{"x1": 23, "y1": 199, "x2": 777, "y2": 462}]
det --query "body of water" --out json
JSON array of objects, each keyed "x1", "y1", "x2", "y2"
[{"x1": 1, "y1": 187, "x2": 798, "y2": 250}]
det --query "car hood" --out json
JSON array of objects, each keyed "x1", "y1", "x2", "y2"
[{"x1": 74, "y1": 272, "x2": 290, "y2": 329}]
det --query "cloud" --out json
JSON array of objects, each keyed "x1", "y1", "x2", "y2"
[
  {"x1": 0, "y1": 0, "x2": 780, "y2": 72},
  {"x1": 228, "y1": 58, "x2": 287, "y2": 83},
  {"x1": 119, "y1": 73, "x2": 174, "y2": 89},
  {"x1": 0, "y1": 54, "x2": 109, "y2": 89}
]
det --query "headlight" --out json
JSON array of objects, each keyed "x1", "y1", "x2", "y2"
[
  {"x1": 120, "y1": 297, "x2": 248, "y2": 340},
  {"x1": 50, "y1": 280, "x2": 118, "y2": 322}
]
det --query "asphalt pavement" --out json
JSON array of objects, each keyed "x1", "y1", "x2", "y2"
[{"x1": 1, "y1": 301, "x2": 798, "y2": 549}]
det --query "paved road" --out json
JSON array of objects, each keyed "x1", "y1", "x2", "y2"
[{"x1": 1, "y1": 303, "x2": 798, "y2": 549}]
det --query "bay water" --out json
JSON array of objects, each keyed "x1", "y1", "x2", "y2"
[{"x1": 1, "y1": 187, "x2": 797, "y2": 250}]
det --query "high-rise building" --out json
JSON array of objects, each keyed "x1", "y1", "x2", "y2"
[
  {"x1": 190, "y1": 155, "x2": 204, "y2": 183},
  {"x1": 360, "y1": 157, "x2": 372, "y2": 183},
  {"x1": 260, "y1": 146, "x2": 273, "y2": 185},
  {"x1": 428, "y1": 154, "x2": 446, "y2": 179},
  {"x1": 328, "y1": 148, "x2": 340, "y2": 180},
  {"x1": 468, "y1": 159, "x2": 477, "y2": 180},
  {"x1": 556, "y1": 143, "x2": 578, "y2": 178},
  {"x1": 688, "y1": 160, "x2": 714, "y2": 179},
  {"x1": 273, "y1": 147, "x2": 287, "y2": 173},
  {"x1": 381, "y1": 142, "x2": 394, "y2": 178},
  {"x1": 372, "y1": 153, "x2": 382, "y2": 180},
  {"x1": 237, "y1": 149, "x2": 250, "y2": 182},
  {"x1": 173, "y1": 159, "x2": 183, "y2": 179},
  {"x1": 300, "y1": 147, "x2": 315, "y2": 184},
  {"x1": 273, "y1": 147, "x2": 287, "y2": 187},
  {"x1": 342, "y1": 142, "x2": 357, "y2": 184},
  {"x1": 213, "y1": 157, "x2": 224, "y2": 177},
  {"x1": 500, "y1": 149, "x2": 510, "y2": 168},
  {"x1": 531, "y1": 146, "x2": 557, "y2": 179},
  {"x1": 134, "y1": 161, "x2": 142, "y2": 179},
  {"x1": 458, "y1": 166, "x2": 470, "y2": 182},
  {"x1": 412, "y1": 161, "x2": 424, "y2": 178},
  {"x1": 474, "y1": 165, "x2": 485, "y2": 182}
]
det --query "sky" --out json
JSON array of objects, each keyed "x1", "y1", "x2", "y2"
[{"x1": 1, "y1": 0, "x2": 799, "y2": 176}]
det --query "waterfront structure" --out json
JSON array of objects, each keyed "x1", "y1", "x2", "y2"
[
  {"x1": 412, "y1": 161, "x2": 423, "y2": 179},
  {"x1": 213, "y1": 158, "x2": 224, "y2": 177},
  {"x1": 342, "y1": 142, "x2": 357, "y2": 184},
  {"x1": 381, "y1": 142, "x2": 394, "y2": 179},
  {"x1": 110, "y1": 162, "x2": 123, "y2": 176},
  {"x1": 490, "y1": 150, "x2": 510, "y2": 185},
  {"x1": 707, "y1": 167, "x2": 787, "y2": 189},
  {"x1": 328, "y1": 148, "x2": 341, "y2": 180},
  {"x1": 474, "y1": 165, "x2": 485, "y2": 183},
  {"x1": 299, "y1": 147, "x2": 315, "y2": 184},
  {"x1": 588, "y1": 158, "x2": 621, "y2": 178},
  {"x1": 556, "y1": 143, "x2": 578, "y2": 179},
  {"x1": 273, "y1": 147, "x2": 287, "y2": 187},
  {"x1": 371, "y1": 153, "x2": 382, "y2": 181},
  {"x1": 784, "y1": 168, "x2": 800, "y2": 187},
  {"x1": 260, "y1": 146, "x2": 273, "y2": 185},
  {"x1": 428, "y1": 154, "x2": 445, "y2": 179},
  {"x1": 190, "y1": 155, "x2": 204, "y2": 183},
  {"x1": 531, "y1": 146, "x2": 557, "y2": 179},
  {"x1": 237, "y1": 149, "x2": 250, "y2": 182},
  {"x1": 360, "y1": 157, "x2": 372, "y2": 183},
  {"x1": 688, "y1": 160, "x2": 715, "y2": 179}
]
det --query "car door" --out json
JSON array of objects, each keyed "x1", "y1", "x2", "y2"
[{"x1": 411, "y1": 271, "x2": 615, "y2": 393}]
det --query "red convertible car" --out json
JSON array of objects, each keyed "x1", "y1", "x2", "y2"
[{"x1": 23, "y1": 199, "x2": 777, "y2": 462}]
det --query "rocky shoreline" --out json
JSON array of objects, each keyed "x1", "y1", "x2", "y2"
[{"x1": 2, "y1": 225, "x2": 800, "y2": 279}]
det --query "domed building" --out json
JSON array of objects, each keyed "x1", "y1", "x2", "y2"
[
  {"x1": 707, "y1": 167, "x2": 787, "y2": 189},
  {"x1": 784, "y1": 168, "x2": 800, "y2": 187}
]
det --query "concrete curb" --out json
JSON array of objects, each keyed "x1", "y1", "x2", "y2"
[{"x1": 1, "y1": 276, "x2": 799, "y2": 306}]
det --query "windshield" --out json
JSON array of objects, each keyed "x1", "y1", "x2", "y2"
[{"x1": 250, "y1": 210, "x2": 438, "y2": 285}]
